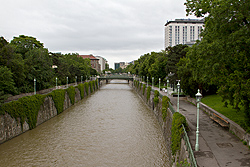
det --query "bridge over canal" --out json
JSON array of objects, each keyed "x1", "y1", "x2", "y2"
[{"x1": 98, "y1": 74, "x2": 134, "y2": 84}]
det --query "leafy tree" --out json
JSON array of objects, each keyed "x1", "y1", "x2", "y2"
[
  {"x1": 10, "y1": 35, "x2": 44, "y2": 56},
  {"x1": 185, "y1": 0, "x2": 250, "y2": 125},
  {"x1": 0, "y1": 66, "x2": 16, "y2": 96}
]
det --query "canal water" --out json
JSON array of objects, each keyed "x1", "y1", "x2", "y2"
[{"x1": 0, "y1": 80, "x2": 170, "y2": 166}]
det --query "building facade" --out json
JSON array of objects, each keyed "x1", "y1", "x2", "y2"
[
  {"x1": 164, "y1": 19, "x2": 204, "y2": 49},
  {"x1": 79, "y1": 55, "x2": 101, "y2": 73},
  {"x1": 95, "y1": 56, "x2": 108, "y2": 72}
]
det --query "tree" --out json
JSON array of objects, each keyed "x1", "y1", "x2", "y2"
[{"x1": 185, "y1": 0, "x2": 250, "y2": 125}]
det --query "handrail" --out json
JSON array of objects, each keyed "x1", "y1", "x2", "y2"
[
  {"x1": 182, "y1": 124, "x2": 197, "y2": 167},
  {"x1": 168, "y1": 102, "x2": 176, "y2": 114}
]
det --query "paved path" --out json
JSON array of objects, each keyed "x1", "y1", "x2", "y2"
[{"x1": 154, "y1": 86, "x2": 250, "y2": 167}]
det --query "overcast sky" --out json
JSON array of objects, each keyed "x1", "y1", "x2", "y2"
[{"x1": 0, "y1": 0, "x2": 197, "y2": 69}]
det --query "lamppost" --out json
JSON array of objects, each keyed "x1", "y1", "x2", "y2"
[
  {"x1": 152, "y1": 77, "x2": 154, "y2": 88},
  {"x1": 177, "y1": 81, "x2": 180, "y2": 112},
  {"x1": 86, "y1": 75, "x2": 87, "y2": 82},
  {"x1": 81, "y1": 76, "x2": 83, "y2": 83},
  {"x1": 66, "y1": 77, "x2": 68, "y2": 88},
  {"x1": 34, "y1": 78, "x2": 36, "y2": 95},
  {"x1": 167, "y1": 79, "x2": 169, "y2": 96},
  {"x1": 56, "y1": 77, "x2": 58, "y2": 89},
  {"x1": 75, "y1": 76, "x2": 77, "y2": 85},
  {"x1": 195, "y1": 89, "x2": 202, "y2": 151},
  {"x1": 159, "y1": 78, "x2": 161, "y2": 91},
  {"x1": 147, "y1": 76, "x2": 148, "y2": 87}
]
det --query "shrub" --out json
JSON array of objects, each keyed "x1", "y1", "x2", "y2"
[
  {"x1": 171, "y1": 112, "x2": 188, "y2": 155},
  {"x1": 84, "y1": 82, "x2": 89, "y2": 96},
  {"x1": 77, "y1": 84, "x2": 85, "y2": 99},
  {"x1": 162, "y1": 96, "x2": 170, "y2": 121},
  {"x1": 66, "y1": 86, "x2": 75, "y2": 105},
  {"x1": 49, "y1": 89, "x2": 66, "y2": 114},
  {"x1": 153, "y1": 90, "x2": 159, "y2": 104},
  {"x1": 147, "y1": 86, "x2": 151, "y2": 102}
]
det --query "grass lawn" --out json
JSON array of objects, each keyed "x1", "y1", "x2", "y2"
[{"x1": 201, "y1": 94, "x2": 250, "y2": 132}]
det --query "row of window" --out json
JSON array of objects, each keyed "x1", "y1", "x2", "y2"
[{"x1": 168, "y1": 25, "x2": 203, "y2": 46}]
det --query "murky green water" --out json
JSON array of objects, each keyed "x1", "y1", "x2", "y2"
[{"x1": 0, "y1": 80, "x2": 169, "y2": 166}]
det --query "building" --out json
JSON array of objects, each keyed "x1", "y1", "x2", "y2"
[
  {"x1": 95, "y1": 56, "x2": 108, "y2": 72},
  {"x1": 164, "y1": 19, "x2": 204, "y2": 48},
  {"x1": 79, "y1": 55, "x2": 101, "y2": 73},
  {"x1": 114, "y1": 63, "x2": 120, "y2": 70}
]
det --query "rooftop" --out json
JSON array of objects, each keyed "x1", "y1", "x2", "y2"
[
  {"x1": 78, "y1": 55, "x2": 98, "y2": 60},
  {"x1": 165, "y1": 18, "x2": 204, "y2": 26}
]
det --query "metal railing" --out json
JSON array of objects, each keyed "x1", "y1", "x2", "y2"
[
  {"x1": 182, "y1": 124, "x2": 197, "y2": 167},
  {"x1": 168, "y1": 101, "x2": 176, "y2": 114}
]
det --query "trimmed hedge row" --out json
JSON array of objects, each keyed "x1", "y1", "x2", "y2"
[{"x1": 0, "y1": 80, "x2": 98, "y2": 130}]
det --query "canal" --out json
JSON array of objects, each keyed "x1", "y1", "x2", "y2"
[{"x1": 0, "y1": 80, "x2": 170, "y2": 166}]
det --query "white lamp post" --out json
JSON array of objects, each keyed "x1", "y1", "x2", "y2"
[
  {"x1": 147, "y1": 76, "x2": 148, "y2": 87},
  {"x1": 177, "y1": 81, "x2": 180, "y2": 112},
  {"x1": 34, "y1": 78, "x2": 36, "y2": 95},
  {"x1": 75, "y1": 76, "x2": 77, "y2": 85},
  {"x1": 81, "y1": 76, "x2": 83, "y2": 83},
  {"x1": 152, "y1": 77, "x2": 154, "y2": 88},
  {"x1": 159, "y1": 78, "x2": 161, "y2": 91},
  {"x1": 56, "y1": 77, "x2": 57, "y2": 89},
  {"x1": 167, "y1": 79, "x2": 169, "y2": 96},
  {"x1": 195, "y1": 89, "x2": 202, "y2": 151},
  {"x1": 66, "y1": 77, "x2": 68, "y2": 88}
]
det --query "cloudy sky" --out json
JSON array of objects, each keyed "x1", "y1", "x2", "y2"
[{"x1": 0, "y1": 0, "x2": 197, "y2": 68}]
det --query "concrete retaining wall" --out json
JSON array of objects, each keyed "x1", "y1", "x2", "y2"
[
  {"x1": 0, "y1": 81, "x2": 100, "y2": 144},
  {"x1": 131, "y1": 82, "x2": 191, "y2": 166}
]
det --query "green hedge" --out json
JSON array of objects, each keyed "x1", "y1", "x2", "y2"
[
  {"x1": 77, "y1": 84, "x2": 85, "y2": 99},
  {"x1": 66, "y1": 86, "x2": 75, "y2": 105},
  {"x1": 153, "y1": 90, "x2": 159, "y2": 104},
  {"x1": 84, "y1": 82, "x2": 89, "y2": 96},
  {"x1": 147, "y1": 86, "x2": 151, "y2": 101},
  {"x1": 162, "y1": 96, "x2": 170, "y2": 121},
  {"x1": 0, "y1": 94, "x2": 45, "y2": 130},
  {"x1": 171, "y1": 112, "x2": 188, "y2": 155},
  {"x1": 49, "y1": 89, "x2": 66, "y2": 115}
]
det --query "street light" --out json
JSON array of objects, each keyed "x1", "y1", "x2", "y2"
[
  {"x1": 152, "y1": 77, "x2": 154, "y2": 88},
  {"x1": 34, "y1": 78, "x2": 36, "y2": 95},
  {"x1": 147, "y1": 76, "x2": 148, "y2": 87},
  {"x1": 81, "y1": 76, "x2": 83, "y2": 83},
  {"x1": 66, "y1": 77, "x2": 68, "y2": 88},
  {"x1": 167, "y1": 79, "x2": 169, "y2": 96},
  {"x1": 177, "y1": 81, "x2": 180, "y2": 113},
  {"x1": 56, "y1": 77, "x2": 58, "y2": 89},
  {"x1": 75, "y1": 76, "x2": 77, "y2": 85},
  {"x1": 159, "y1": 78, "x2": 161, "y2": 91},
  {"x1": 195, "y1": 89, "x2": 202, "y2": 151}
]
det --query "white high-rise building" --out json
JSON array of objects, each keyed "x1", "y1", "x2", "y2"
[{"x1": 164, "y1": 19, "x2": 204, "y2": 48}]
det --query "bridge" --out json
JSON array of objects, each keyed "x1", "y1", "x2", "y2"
[{"x1": 98, "y1": 74, "x2": 134, "y2": 84}]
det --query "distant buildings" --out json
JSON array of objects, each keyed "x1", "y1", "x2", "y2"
[
  {"x1": 114, "y1": 62, "x2": 130, "y2": 70},
  {"x1": 95, "y1": 56, "x2": 108, "y2": 72},
  {"x1": 164, "y1": 19, "x2": 204, "y2": 48},
  {"x1": 79, "y1": 55, "x2": 101, "y2": 73}
]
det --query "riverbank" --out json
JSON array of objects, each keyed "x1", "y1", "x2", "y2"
[{"x1": 0, "y1": 80, "x2": 102, "y2": 144}]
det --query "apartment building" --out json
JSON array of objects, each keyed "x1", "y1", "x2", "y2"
[
  {"x1": 95, "y1": 56, "x2": 108, "y2": 72},
  {"x1": 164, "y1": 19, "x2": 204, "y2": 48}
]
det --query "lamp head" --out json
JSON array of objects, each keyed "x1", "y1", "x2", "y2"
[
  {"x1": 177, "y1": 81, "x2": 180, "y2": 89},
  {"x1": 195, "y1": 89, "x2": 202, "y2": 102}
]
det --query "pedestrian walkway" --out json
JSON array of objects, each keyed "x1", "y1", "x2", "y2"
[{"x1": 158, "y1": 87, "x2": 250, "y2": 167}]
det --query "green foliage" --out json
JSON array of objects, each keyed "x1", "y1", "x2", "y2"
[
  {"x1": 162, "y1": 96, "x2": 170, "y2": 121},
  {"x1": 143, "y1": 84, "x2": 146, "y2": 95},
  {"x1": 139, "y1": 83, "x2": 142, "y2": 91},
  {"x1": 84, "y1": 82, "x2": 89, "y2": 96},
  {"x1": 66, "y1": 86, "x2": 75, "y2": 105},
  {"x1": 0, "y1": 66, "x2": 17, "y2": 95},
  {"x1": 171, "y1": 112, "x2": 188, "y2": 155},
  {"x1": 0, "y1": 94, "x2": 45, "y2": 129},
  {"x1": 201, "y1": 94, "x2": 250, "y2": 132},
  {"x1": 153, "y1": 90, "x2": 159, "y2": 104},
  {"x1": 49, "y1": 89, "x2": 66, "y2": 114},
  {"x1": 147, "y1": 86, "x2": 151, "y2": 102},
  {"x1": 176, "y1": 158, "x2": 191, "y2": 167},
  {"x1": 89, "y1": 81, "x2": 94, "y2": 93},
  {"x1": 77, "y1": 84, "x2": 85, "y2": 99}
]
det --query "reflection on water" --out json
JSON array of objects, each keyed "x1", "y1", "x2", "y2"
[{"x1": 0, "y1": 80, "x2": 170, "y2": 166}]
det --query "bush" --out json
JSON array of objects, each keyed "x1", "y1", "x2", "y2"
[
  {"x1": 66, "y1": 86, "x2": 75, "y2": 105},
  {"x1": 49, "y1": 89, "x2": 66, "y2": 114},
  {"x1": 77, "y1": 83, "x2": 85, "y2": 99},
  {"x1": 171, "y1": 112, "x2": 188, "y2": 155},
  {"x1": 162, "y1": 96, "x2": 170, "y2": 121},
  {"x1": 153, "y1": 90, "x2": 159, "y2": 104},
  {"x1": 84, "y1": 82, "x2": 89, "y2": 96},
  {"x1": 147, "y1": 86, "x2": 151, "y2": 101}
]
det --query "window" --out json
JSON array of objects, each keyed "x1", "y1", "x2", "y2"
[
  {"x1": 183, "y1": 26, "x2": 187, "y2": 44},
  {"x1": 175, "y1": 26, "x2": 180, "y2": 45},
  {"x1": 190, "y1": 26, "x2": 195, "y2": 41},
  {"x1": 169, "y1": 26, "x2": 172, "y2": 46},
  {"x1": 198, "y1": 26, "x2": 202, "y2": 40}
]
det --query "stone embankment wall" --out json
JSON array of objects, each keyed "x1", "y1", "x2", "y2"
[
  {"x1": 187, "y1": 96, "x2": 250, "y2": 147},
  {"x1": 0, "y1": 80, "x2": 101, "y2": 144},
  {"x1": 130, "y1": 81, "x2": 191, "y2": 166}
]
